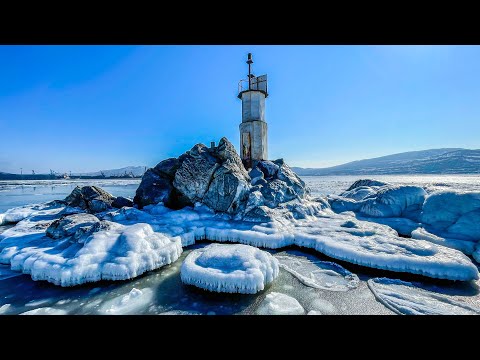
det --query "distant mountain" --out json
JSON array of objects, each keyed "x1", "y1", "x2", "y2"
[
  {"x1": 74, "y1": 166, "x2": 147, "y2": 178},
  {"x1": 293, "y1": 148, "x2": 480, "y2": 175}
]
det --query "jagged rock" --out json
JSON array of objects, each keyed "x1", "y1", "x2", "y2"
[
  {"x1": 202, "y1": 162, "x2": 250, "y2": 213},
  {"x1": 46, "y1": 213, "x2": 100, "y2": 240},
  {"x1": 134, "y1": 169, "x2": 176, "y2": 209},
  {"x1": 346, "y1": 179, "x2": 389, "y2": 192},
  {"x1": 112, "y1": 196, "x2": 134, "y2": 208},
  {"x1": 133, "y1": 137, "x2": 312, "y2": 220},
  {"x1": 64, "y1": 186, "x2": 116, "y2": 213},
  {"x1": 256, "y1": 160, "x2": 279, "y2": 179},
  {"x1": 173, "y1": 144, "x2": 220, "y2": 203},
  {"x1": 249, "y1": 167, "x2": 263, "y2": 180},
  {"x1": 154, "y1": 157, "x2": 181, "y2": 177}
]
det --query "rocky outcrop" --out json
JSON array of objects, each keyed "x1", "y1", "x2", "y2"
[
  {"x1": 46, "y1": 213, "x2": 100, "y2": 240},
  {"x1": 112, "y1": 196, "x2": 134, "y2": 208},
  {"x1": 134, "y1": 137, "x2": 313, "y2": 220},
  {"x1": 64, "y1": 186, "x2": 116, "y2": 213}
]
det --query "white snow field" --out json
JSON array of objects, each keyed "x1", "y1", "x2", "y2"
[
  {"x1": 368, "y1": 278, "x2": 480, "y2": 315},
  {"x1": 0, "y1": 198, "x2": 478, "y2": 287},
  {"x1": 181, "y1": 244, "x2": 279, "y2": 294},
  {"x1": 256, "y1": 292, "x2": 305, "y2": 315},
  {"x1": 275, "y1": 254, "x2": 359, "y2": 291}
]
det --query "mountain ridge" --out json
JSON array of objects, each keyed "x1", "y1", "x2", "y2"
[{"x1": 292, "y1": 148, "x2": 480, "y2": 175}]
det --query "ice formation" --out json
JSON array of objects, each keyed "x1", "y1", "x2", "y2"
[
  {"x1": 0, "y1": 218, "x2": 182, "y2": 286},
  {"x1": 20, "y1": 307, "x2": 68, "y2": 315},
  {"x1": 368, "y1": 278, "x2": 480, "y2": 315},
  {"x1": 256, "y1": 292, "x2": 305, "y2": 315},
  {"x1": 421, "y1": 191, "x2": 480, "y2": 241},
  {"x1": 1, "y1": 196, "x2": 478, "y2": 286},
  {"x1": 100, "y1": 287, "x2": 154, "y2": 315},
  {"x1": 275, "y1": 254, "x2": 359, "y2": 291},
  {"x1": 181, "y1": 244, "x2": 279, "y2": 294},
  {"x1": 329, "y1": 181, "x2": 480, "y2": 258}
]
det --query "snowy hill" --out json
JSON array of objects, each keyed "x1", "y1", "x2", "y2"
[
  {"x1": 293, "y1": 148, "x2": 480, "y2": 175},
  {"x1": 74, "y1": 166, "x2": 147, "y2": 177}
]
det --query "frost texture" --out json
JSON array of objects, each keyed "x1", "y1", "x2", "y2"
[
  {"x1": 275, "y1": 254, "x2": 359, "y2": 291},
  {"x1": 100, "y1": 288, "x2": 154, "y2": 315},
  {"x1": 20, "y1": 307, "x2": 68, "y2": 315},
  {"x1": 181, "y1": 244, "x2": 279, "y2": 294},
  {"x1": 256, "y1": 292, "x2": 305, "y2": 315},
  {"x1": 368, "y1": 278, "x2": 480, "y2": 315}
]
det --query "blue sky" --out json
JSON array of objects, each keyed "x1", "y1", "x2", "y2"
[{"x1": 0, "y1": 45, "x2": 479, "y2": 174}]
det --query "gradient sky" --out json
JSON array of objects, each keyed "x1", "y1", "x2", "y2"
[{"x1": 0, "y1": 45, "x2": 479, "y2": 174}]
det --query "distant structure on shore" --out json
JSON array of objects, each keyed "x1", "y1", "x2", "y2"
[{"x1": 238, "y1": 53, "x2": 268, "y2": 169}]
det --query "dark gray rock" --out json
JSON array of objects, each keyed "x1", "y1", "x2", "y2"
[
  {"x1": 64, "y1": 186, "x2": 116, "y2": 213},
  {"x1": 256, "y1": 160, "x2": 279, "y2": 179},
  {"x1": 112, "y1": 196, "x2": 134, "y2": 208},
  {"x1": 173, "y1": 145, "x2": 220, "y2": 203},
  {"x1": 134, "y1": 169, "x2": 175, "y2": 209},
  {"x1": 249, "y1": 167, "x2": 264, "y2": 180},
  {"x1": 154, "y1": 157, "x2": 181, "y2": 178},
  {"x1": 203, "y1": 161, "x2": 250, "y2": 213},
  {"x1": 346, "y1": 179, "x2": 389, "y2": 192},
  {"x1": 46, "y1": 213, "x2": 100, "y2": 240}
]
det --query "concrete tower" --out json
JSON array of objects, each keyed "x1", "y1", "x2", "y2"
[{"x1": 238, "y1": 53, "x2": 268, "y2": 169}]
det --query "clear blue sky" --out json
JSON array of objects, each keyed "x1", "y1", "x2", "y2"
[{"x1": 1, "y1": 45, "x2": 479, "y2": 174}]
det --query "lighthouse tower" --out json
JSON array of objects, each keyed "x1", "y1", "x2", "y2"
[{"x1": 238, "y1": 53, "x2": 268, "y2": 170}]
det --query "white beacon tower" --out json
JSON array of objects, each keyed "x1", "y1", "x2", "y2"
[{"x1": 238, "y1": 53, "x2": 268, "y2": 169}]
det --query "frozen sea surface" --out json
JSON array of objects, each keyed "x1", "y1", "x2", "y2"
[
  {"x1": 303, "y1": 174, "x2": 480, "y2": 197},
  {"x1": 0, "y1": 179, "x2": 140, "y2": 213}
]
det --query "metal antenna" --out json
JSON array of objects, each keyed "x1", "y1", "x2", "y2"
[{"x1": 247, "y1": 53, "x2": 253, "y2": 90}]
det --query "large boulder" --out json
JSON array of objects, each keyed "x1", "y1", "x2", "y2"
[
  {"x1": 64, "y1": 186, "x2": 116, "y2": 213},
  {"x1": 133, "y1": 137, "x2": 312, "y2": 220}
]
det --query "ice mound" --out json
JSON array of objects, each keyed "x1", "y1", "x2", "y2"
[
  {"x1": 20, "y1": 307, "x2": 68, "y2": 315},
  {"x1": 421, "y1": 191, "x2": 480, "y2": 241},
  {"x1": 275, "y1": 254, "x2": 359, "y2": 291},
  {"x1": 0, "y1": 221, "x2": 182, "y2": 286},
  {"x1": 256, "y1": 292, "x2": 305, "y2": 315},
  {"x1": 412, "y1": 228, "x2": 476, "y2": 255},
  {"x1": 330, "y1": 183, "x2": 426, "y2": 221},
  {"x1": 100, "y1": 287, "x2": 154, "y2": 315},
  {"x1": 180, "y1": 244, "x2": 279, "y2": 294},
  {"x1": 368, "y1": 278, "x2": 480, "y2": 315}
]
